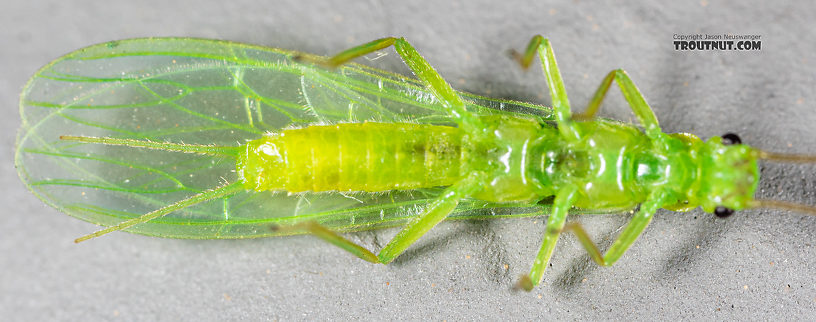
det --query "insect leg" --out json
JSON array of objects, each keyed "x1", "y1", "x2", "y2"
[
  {"x1": 563, "y1": 190, "x2": 668, "y2": 267},
  {"x1": 296, "y1": 37, "x2": 398, "y2": 68},
  {"x1": 377, "y1": 173, "x2": 486, "y2": 264},
  {"x1": 518, "y1": 185, "x2": 579, "y2": 291},
  {"x1": 301, "y1": 37, "x2": 481, "y2": 128},
  {"x1": 513, "y1": 36, "x2": 581, "y2": 142},
  {"x1": 573, "y1": 69, "x2": 667, "y2": 141},
  {"x1": 272, "y1": 222, "x2": 380, "y2": 263},
  {"x1": 285, "y1": 174, "x2": 485, "y2": 264}
]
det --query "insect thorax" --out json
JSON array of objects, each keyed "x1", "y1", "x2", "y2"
[{"x1": 529, "y1": 121, "x2": 672, "y2": 210}]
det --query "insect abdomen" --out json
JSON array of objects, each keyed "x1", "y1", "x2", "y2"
[{"x1": 238, "y1": 123, "x2": 464, "y2": 192}]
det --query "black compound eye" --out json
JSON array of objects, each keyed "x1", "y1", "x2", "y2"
[
  {"x1": 721, "y1": 133, "x2": 742, "y2": 145},
  {"x1": 714, "y1": 206, "x2": 735, "y2": 218}
]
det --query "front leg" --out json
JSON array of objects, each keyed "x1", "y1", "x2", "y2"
[
  {"x1": 564, "y1": 190, "x2": 669, "y2": 266},
  {"x1": 513, "y1": 36, "x2": 669, "y2": 144},
  {"x1": 519, "y1": 189, "x2": 669, "y2": 290},
  {"x1": 574, "y1": 69, "x2": 667, "y2": 143}
]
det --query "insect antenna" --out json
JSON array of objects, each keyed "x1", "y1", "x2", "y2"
[
  {"x1": 74, "y1": 182, "x2": 245, "y2": 243},
  {"x1": 757, "y1": 150, "x2": 816, "y2": 163},
  {"x1": 751, "y1": 200, "x2": 816, "y2": 216},
  {"x1": 59, "y1": 135, "x2": 240, "y2": 158},
  {"x1": 749, "y1": 149, "x2": 816, "y2": 216}
]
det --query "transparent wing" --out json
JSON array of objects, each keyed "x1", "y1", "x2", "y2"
[{"x1": 16, "y1": 38, "x2": 576, "y2": 239}]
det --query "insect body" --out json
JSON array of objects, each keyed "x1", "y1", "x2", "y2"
[
  {"x1": 239, "y1": 122, "x2": 468, "y2": 193},
  {"x1": 16, "y1": 36, "x2": 815, "y2": 290}
]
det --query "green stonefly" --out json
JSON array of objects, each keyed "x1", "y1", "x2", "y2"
[{"x1": 16, "y1": 36, "x2": 816, "y2": 290}]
